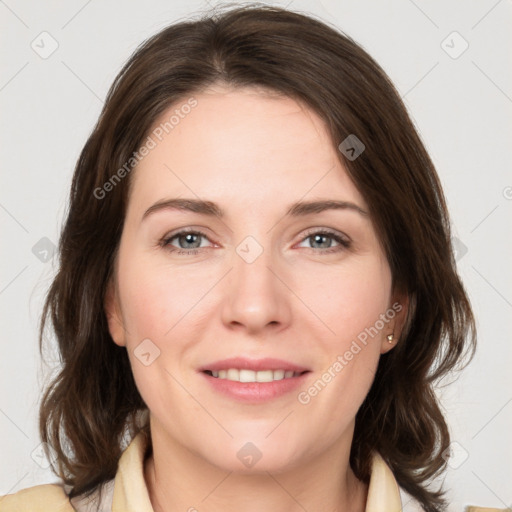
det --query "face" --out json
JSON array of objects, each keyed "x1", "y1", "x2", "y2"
[{"x1": 106, "y1": 84, "x2": 405, "y2": 473}]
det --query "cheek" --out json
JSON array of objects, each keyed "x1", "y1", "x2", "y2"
[
  {"x1": 295, "y1": 256, "x2": 392, "y2": 342},
  {"x1": 116, "y1": 256, "x2": 206, "y2": 414},
  {"x1": 118, "y1": 251, "x2": 214, "y2": 341},
  {"x1": 292, "y1": 257, "x2": 391, "y2": 409},
  {"x1": 115, "y1": 249, "x2": 222, "y2": 406}
]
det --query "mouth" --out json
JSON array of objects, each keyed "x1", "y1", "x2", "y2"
[
  {"x1": 203, "y1": 368, "x2": 309, "y2": 382},
  {"x1": 199, "y1": 357, "x2": 311, "y2": 402}
]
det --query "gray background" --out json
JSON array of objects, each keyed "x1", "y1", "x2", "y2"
[{"x1": 1, "y1": 0, "x2": 511, "y2": 510}]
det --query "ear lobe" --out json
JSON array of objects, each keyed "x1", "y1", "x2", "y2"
[
  {"x1": 380, "y1": 294, "x2": 409, "y2": 354},
  {"x1": 104, "y1": 279, "x2": 126, "y2": 347}
]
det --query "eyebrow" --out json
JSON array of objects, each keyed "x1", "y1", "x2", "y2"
[{"x1": 142, "y1": 197, "x2": 368, "y2": 221}]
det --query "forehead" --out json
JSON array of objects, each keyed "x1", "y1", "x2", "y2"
[{"x1": 129, "y1": 85, "x2": 365, "y2": 214}]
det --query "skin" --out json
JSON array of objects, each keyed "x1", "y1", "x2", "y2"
[{"x1": 106, "y1": 84, "x2": 407, "y2": 512}]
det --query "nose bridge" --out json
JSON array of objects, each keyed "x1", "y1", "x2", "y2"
[
  {"x1": 221, "y1": 237, "x2": 289, "y2": 332},
  {"x1": 233, "y1": 240, "x2": 273, "y2": 289}
]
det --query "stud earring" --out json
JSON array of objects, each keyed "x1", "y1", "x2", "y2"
[{"x1": 387, "y1": 334, "x2": 394, "y2": 344}]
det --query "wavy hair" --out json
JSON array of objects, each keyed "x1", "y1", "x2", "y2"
[{"x1": 39, "y1": 5, "x2": 476, "y2": 511}]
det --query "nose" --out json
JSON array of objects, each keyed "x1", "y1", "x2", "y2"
[{"x1": 220, "y1": 245, "x2": 292, "y2": 335}]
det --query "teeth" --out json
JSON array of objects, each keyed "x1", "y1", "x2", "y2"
[
  {"x1": 227, "y1": 368, "x2": 239, "y2": 380},
  {"x1": 208, "y1": 368, "x2": 301, "y2": 382}
]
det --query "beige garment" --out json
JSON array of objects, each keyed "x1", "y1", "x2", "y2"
[{"x1": 0, "y1": 432, "x2": 502, "y2": 511}]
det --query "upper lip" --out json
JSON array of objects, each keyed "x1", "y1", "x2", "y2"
[{"x1": 199, "y1": 357, "x2": 311, "y2": 373}]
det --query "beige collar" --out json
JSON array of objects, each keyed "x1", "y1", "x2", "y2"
[{"x1": 110, "y1": 431, "x2": 402, "y2": 512}]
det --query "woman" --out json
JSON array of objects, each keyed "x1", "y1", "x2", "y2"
[{"x1": 1, "y1": 5, "x2": 481, "y2": 512}]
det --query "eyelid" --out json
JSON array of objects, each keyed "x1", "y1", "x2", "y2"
[
  {"x1": 161, "y1": 227, "x2": 350, "y2": 241},
  {"x1": 160, "y1": 226, "x2": 352, "y2": 254},
  {"x1": 299, "y1": 227, "x2": 351, "y2": 243},
  {"x1": 293, "y1": 227, "x2": 352, "y2": 252},
  {"x1": 160, "y1": 227, "x2": 215, "y2": 248}
]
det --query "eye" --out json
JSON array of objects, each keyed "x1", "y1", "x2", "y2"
[
  {"x1": 160, "y1": 228, "x2": 351, "y2": 256},
  {"x1": 296, "y1": 229, "x2": 351, "y2": 253},
  {"x1": 161, "y1": 229, "x2": 213, "y2": 254}
]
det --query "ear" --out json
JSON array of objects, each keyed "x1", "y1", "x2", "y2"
[
  {"x1": 380, "y1": 292, "x2": 409, "y2": 354},
  {"x1": 104, "y1": 278, "x2": 127, "y2": 347}
]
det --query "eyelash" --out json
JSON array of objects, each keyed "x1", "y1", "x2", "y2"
[{"x1": 160, "y1": 227, "x2": 351, "y2": 256}]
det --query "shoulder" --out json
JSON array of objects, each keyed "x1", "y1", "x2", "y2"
[{"x1": 0, "y1": 483, "x2": 74, "y2": 512}]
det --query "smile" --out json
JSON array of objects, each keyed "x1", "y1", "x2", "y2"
[{"x1": 204, "y1": 369, "x2": 305, "y2": 382}]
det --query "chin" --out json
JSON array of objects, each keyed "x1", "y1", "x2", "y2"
[{"x1": 201, "y1": 435, "x2": 305, "y2": 474}]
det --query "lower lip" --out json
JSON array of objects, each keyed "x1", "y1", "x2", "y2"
[{"x1": 200, "y1": 371, "x2": 310, "y2": 403}]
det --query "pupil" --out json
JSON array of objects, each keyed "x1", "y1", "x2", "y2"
[
  {"x1": 180, "y1": 233, "x2": 200, "y2": 248},
  {"x1": 313, "y1": 234, "x2": 330, "y2": 248}
]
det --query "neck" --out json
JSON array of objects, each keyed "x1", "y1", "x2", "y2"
[{"x1": 144, "y1": 423, "x2": 367, "y2": 512}]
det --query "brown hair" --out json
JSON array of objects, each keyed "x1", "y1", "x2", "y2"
[{"x1": 39, "y1": 4, "x2": 476, "y2": 511}]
